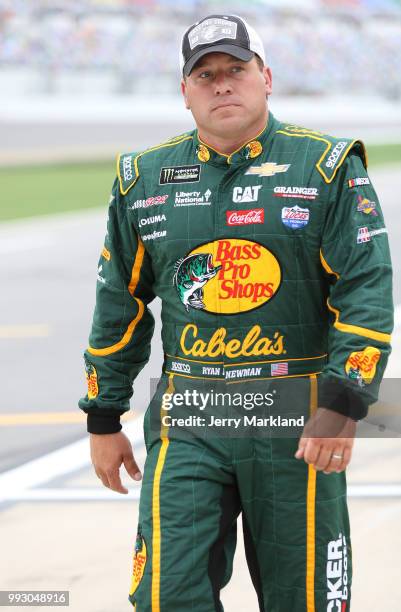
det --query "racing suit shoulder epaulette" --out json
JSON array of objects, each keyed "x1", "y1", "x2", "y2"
[
  {"x1": 117, "y1": 131, "x2": 195, "y2": 196},
  {"x1": 276, "y1": 123, "x2": 368, "y2": 184}
]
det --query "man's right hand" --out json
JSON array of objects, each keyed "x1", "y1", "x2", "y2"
[{"x1": 90, "y1": 431, "x2": 142, "y2": 494}]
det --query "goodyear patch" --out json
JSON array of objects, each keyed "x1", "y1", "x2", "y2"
[
  {"x1": 101, "y1": 246, "x2": 111, "y2": 261},
  {"x1": 129, "y1": 526, "x2": 147, "y2": 597},
  {"x1": 345, "y1": 346, "x2": 381, "y2": 387},
  {"x1": 84, "y1": 359, "x2": 98, "y2": 399}
]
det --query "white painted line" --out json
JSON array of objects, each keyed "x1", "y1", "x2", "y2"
[
  {"x1": 394, "y1": 304, "x2": 401, "y2": 330},
  {"x1": 1, "y1": 483, "x2": 401, "y2": 503},
  {"x1": 0, "y1": 488, "x2": 141, "y2": 502},
  {"x1": 0, "y1": 416, "x2": 144, "y2": 501},
  {"x1": 0, "y1": 235, "x2": 55, "y2": 253},
  {"x1": 0, "y1": 324, "x2": 50, "y2": 339},
  {"x1": 347, "y1": 484, "x2": 401, "y2": 497}
]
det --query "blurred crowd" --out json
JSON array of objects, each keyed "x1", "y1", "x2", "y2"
[{"x1": 1, "y1": 0, "x2": 401, "y2": 98}]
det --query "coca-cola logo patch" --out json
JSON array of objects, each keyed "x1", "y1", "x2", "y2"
[
  {"x1": 281, "y1": 205, "x2": 310, "y2": 229},
  {"x1": 226, "y1": 208, "x2": 264, "y2": 226}
]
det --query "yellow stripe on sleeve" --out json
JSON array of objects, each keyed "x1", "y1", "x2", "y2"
[{"x1": 88, "y1": 237, "x2": 146, "y2": 357}]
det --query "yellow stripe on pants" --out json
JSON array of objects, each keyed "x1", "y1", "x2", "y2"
[
  {"x1": 306, "y1": 374, "x2": 317, "y2": 612},
  {"x1": 151, "y1": 374, "x2": 174, "y2": 611}
]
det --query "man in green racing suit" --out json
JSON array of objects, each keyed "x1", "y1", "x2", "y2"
[{"x1": 79, "y1": 13, "x2": 393, "y2": 612}]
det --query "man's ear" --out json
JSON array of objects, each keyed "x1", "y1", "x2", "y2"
[
  {"x1": 263, "y1": 67, "x2": 273, "y2": 97},
  {"x1": 181, "y1": 79, "x2": 191, "y2": 110}
]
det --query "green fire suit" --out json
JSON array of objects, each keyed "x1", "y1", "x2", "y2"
[{"x1": 79, "y1": 112, "x2": 393, "y2": 611}]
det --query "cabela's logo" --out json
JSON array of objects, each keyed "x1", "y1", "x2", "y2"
[
  {"x1": 173, "y1": 239, "x2": 282, "y2": 314},
  {"x1": 345, "y1": 346, "x2": 381, "y2": 387},
  {"x1": 180, "y1": 324, "x2": 285, "y2": 358}
]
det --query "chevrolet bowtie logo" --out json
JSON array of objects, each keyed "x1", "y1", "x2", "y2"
[{"x1": 245, "y1": 163, "x2": 291, "y2": 177}]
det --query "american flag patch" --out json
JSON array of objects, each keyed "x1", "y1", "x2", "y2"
[
  {"x1": 271, "y1": 363, "x2": 288, "y2": 376},
  {"x1": 357, "y1": 227, "x2": 370, "y2": 244}
]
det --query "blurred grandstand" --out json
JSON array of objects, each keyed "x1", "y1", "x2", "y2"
[{"x1": 1, "y1": 0, "x2": 401, "y2": 99}]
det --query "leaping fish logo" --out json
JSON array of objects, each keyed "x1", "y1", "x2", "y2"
[{"x1": 173, "y1": 253, "x2": 221, "y2": 311}]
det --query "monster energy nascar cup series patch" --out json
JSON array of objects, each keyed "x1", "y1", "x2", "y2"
[{"x1": 159, "y1": 165, "x2": 201, "y2": 185}]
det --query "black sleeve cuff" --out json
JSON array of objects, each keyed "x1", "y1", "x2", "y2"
[
  {"x1": 87, "y1": 412, "x2": 123, "y2": 434},
  {"x1": 318, "y1": 376, "x2": 371, "y2": 421}
]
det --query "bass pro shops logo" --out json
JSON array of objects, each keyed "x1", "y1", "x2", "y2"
[
  {"x1": 173, "y1": 239, "x2": 282, "y2": 314},
  {"x1": 129, "y1": 526, "x2": 147, "y2": 598},
  {"x1": 326, "y1": 533, "x2": 349, "y2": 612},
  {"x1": 84, "y1": 360, "x2": 98, "y2": 400},
  {"x1": 345, "y1": 346, "x2": 381, "y2": 387}
]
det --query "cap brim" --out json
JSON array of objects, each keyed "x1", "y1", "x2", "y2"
[{"x1": 183, "y1": 45, "x2": 254, "y2": 77}]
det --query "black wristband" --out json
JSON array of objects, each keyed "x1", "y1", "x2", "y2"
[
  {"x1": 87, "y1": 413, "x2": 122, "y2": 434},
  {"x1": 318, "y1": 376, "x2": 370, "y2": 421}
]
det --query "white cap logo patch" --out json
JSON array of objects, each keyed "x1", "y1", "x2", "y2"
[{"x1": 189, "y1": 19, "x2": 238, "y2": 50}]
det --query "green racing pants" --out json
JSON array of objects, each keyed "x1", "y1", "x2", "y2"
[{"x1": 128, "y1": 374, "x2": 351, "y2": 612}]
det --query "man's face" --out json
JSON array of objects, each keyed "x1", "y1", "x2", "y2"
[{"x1": 181, "y1": 52, "x2": 272, "y2": 140}]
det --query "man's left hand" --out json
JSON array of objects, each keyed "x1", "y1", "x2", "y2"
[{"x1": 295, "y1": 407, "x2": 356, "y2": 474}]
